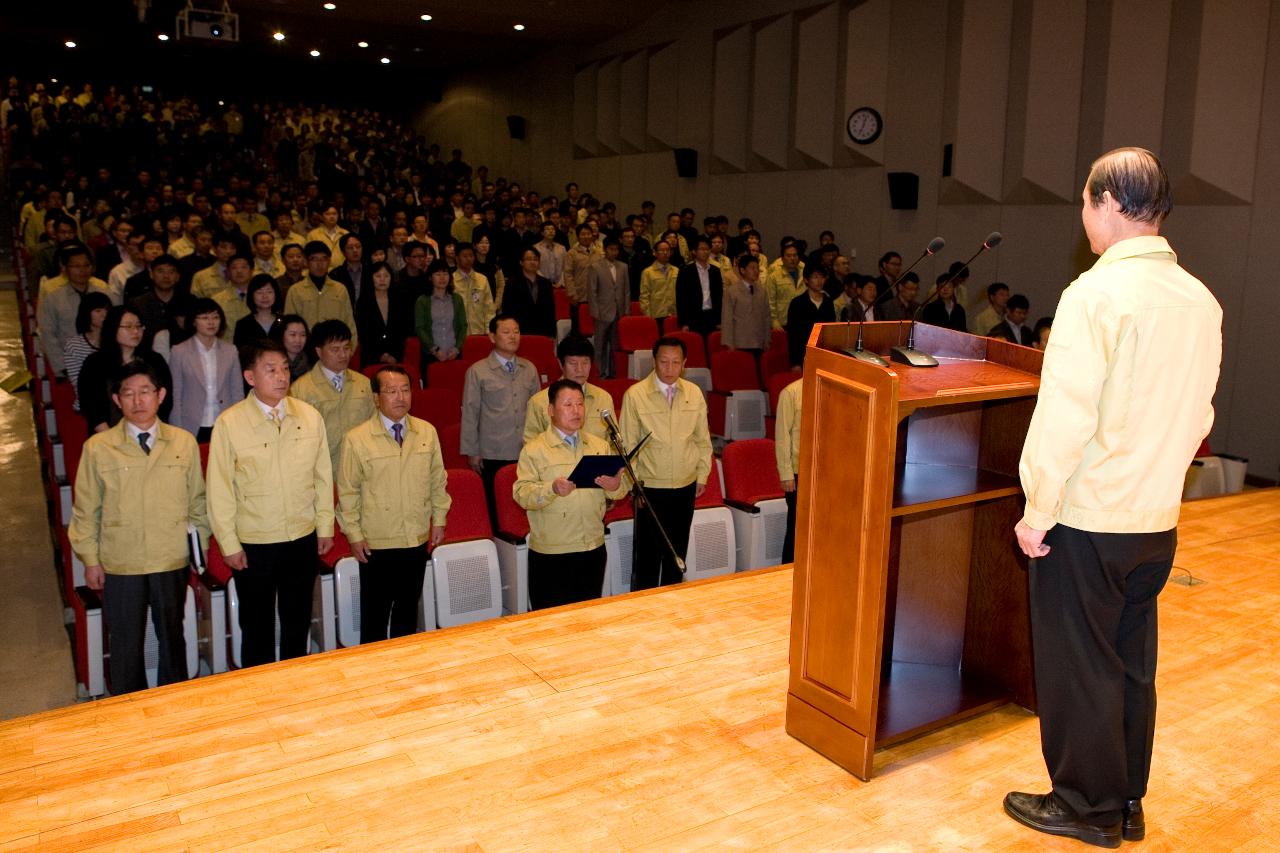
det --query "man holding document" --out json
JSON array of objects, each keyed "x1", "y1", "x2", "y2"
[{"x1": 514, "y1": 378, "x2": 630, "y2": 610}]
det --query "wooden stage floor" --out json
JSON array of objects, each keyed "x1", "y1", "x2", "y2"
[{"x1": 2, "y1": 491, "x2": 1278, "y2": 851}]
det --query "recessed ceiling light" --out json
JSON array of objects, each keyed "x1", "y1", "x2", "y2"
[
  {"x1": 51, "y1": 77, "x2": 58, "y2": 83},
  {"x1": 218, "y1": 100, "x2": 225, "y2": 106},
  {"x1": 157, "y1": 33, "x2": 170, "y2": 41},
  {"x1": 64, "y1": 40, "x2": 77, "y2": 48},
  {"x1": 513, "y1": 24, "x2": 525, "y2": 31},
  {"x1": 380, "y1": 56, "x2": 391, "y2": 64},
  {"x1": 420, "y1": 14, "x2": 432, "y2": 22},
  {"x1": 357, "y1": 40, "x2": 369, "y2": 48},
  {"x1": 272, "y1": 31, "x2": 286, "y2": 42},
  {"x1": 323, "y1": 2, "x2": 336, "y2": 9},
  {"x1": 310, "y1": 49, "x2": 321, "y2": 57}
]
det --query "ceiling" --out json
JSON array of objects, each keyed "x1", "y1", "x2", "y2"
[{"x1": 2, "y1": 0, "x2": 650, "y2": 71}]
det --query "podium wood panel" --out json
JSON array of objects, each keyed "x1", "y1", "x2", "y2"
[{"x1": 786, "y1": 321, "x2": 1043, "y2": 779}]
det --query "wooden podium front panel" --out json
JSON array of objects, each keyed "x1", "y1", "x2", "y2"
[{"x1": 786, "y1": 351, "x2": 897, "y2": 780}]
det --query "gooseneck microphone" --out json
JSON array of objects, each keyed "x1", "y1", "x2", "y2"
[
  {"x1": 598, "y1": 408, "x2": 686, "y2": 575},
  {"x1": 843, "y1": 236, "x2": 945, "y2": 366},
  {"x1": 890, "y1": 231, "x2": 1003, "y2": 368}
]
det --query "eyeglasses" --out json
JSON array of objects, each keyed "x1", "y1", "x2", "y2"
[{"x1": 118, "y1": 323, "x2": 144, "y2": 331}]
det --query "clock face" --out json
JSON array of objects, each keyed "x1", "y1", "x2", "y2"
[{"x1": 847, "y1": 107, "x2": 883, "y2": 145}]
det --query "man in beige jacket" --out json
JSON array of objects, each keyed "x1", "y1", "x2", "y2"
[
  {"x1": 337, "y1": 366, "x2": 450, "y2": 643},
  {"x1": 207, "y1": 339, "x2": 334, "y2": 668},
  {"x1": 69, "y1": 361, "x2": 208, "y2": 693}
]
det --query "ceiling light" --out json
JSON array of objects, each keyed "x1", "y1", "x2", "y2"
[
  {"x1": 310, "y1": 49, "x2": 321, "y2": 57},
  {"x1": 323, "y1": 2, "x2": 336, "y2": 9},
  {"x1": 64, "y1": 40, "x2": 77, "y2": 48},
  {"x1": 420, "y1": 14, "x2": 432, "y2": 22},
  {"x1": 513, "y1": 24, "x2": 525, "y2": 31},
  {"x1": 380, "y1": 56, "x2": 391, "y2": 64},
  {"x1": 51, "y1": 78, "x2": 58, "y2": 83},
  {"x1": 157, "y1": 33, "x2": 170, "y2": 41},
  {"x1": 357, "y1": 40, "x2": 369, "y2": 48},
  {"x1": 273, "y1": 31, "x2": 286, "y2": 42}
]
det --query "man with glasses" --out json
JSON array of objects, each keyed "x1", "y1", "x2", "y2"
[{"x1": 68, "y1": 361, "x2": 208, "y2": 694}]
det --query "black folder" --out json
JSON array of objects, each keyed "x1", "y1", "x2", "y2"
[{"x1": 567, "y1": 432, "x2": 650, "y2": 488}]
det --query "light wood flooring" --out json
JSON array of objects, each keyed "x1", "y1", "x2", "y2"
[{"x1": 1, "y1": 490, "x2": 1277, "y2": 851}]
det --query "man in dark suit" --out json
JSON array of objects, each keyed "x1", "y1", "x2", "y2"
[
  {"x1": 675, "y1": 236, "x2": 723, "y2": 338},
  {"x1": 994, "y1": 293, "x2": 1034, "y2": 345},
  {"x1": 330, "y1": 233, "x2": 365, "y2": 305},
  {"x1": 501, "y1": 247, "x2": 558, "y2": 339},
  {"x1": 356, "y1": 199, "x2": 390, "y2": 253}
]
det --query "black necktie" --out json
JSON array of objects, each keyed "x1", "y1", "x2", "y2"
[{"x1": 138, "y1": 431, "x2": 151, "y2": 455}]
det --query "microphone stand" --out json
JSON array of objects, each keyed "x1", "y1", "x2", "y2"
[
  {"x1": 847, "y1": 238, "x2": 944, "y2": 367},
  {"x1": 891, "y1": 234, "x2": 1000, "y2": 368},
  {"x1": 600, "y1": 411, "x2": 687, "y2": 582}
]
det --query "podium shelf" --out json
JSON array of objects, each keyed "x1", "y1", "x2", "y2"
[
  {"x1": 890, "y1": 463, "x2": 1022, "y2": 516},
  {"x1": 875, "y1": 661, "x2": 1011, "y2": 747}
]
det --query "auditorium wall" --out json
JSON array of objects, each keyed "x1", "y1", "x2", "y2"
[{"x1": 416, "y1": 0, "x2": 1280, "y2": 480}]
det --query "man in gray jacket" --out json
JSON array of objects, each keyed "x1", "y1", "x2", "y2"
[{"x1": 588, "y1": 236, "x2": 630, "y2": 378}]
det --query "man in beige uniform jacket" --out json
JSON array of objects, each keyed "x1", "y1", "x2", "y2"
[
  {"x1": 337, "y1": 366, "x2": 450, "y2": 643},
  {"x1": 289, "y1": 319, "x2": 374, "y2": 473},
  {"x1": 69, "y1": 362, "x2": 208, "y2": 694},
  {"x1": 620, "y1": 336, "x2": 712, "y2": 589},
  {"x1": 1004, "y1": 148, "x2": 1221, "y2": 849},
  {"x1": 207, "y1": 340, "x2": 335, "y2": 668}
]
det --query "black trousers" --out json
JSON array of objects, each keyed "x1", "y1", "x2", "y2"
[
  {"x1": 632, "y1": 483, "x2": 695, "y2": 590},
  {"x1": 529, "y1": 546, "x2": 607, "y2": 610},
  {"x1": 360, "y1": 544, "x2": 428, "y2": 643},
  {"x1": 103, "y1": 567, "x2": 189, "y2": 694},
  {"x1": 480, "y1": 458, "x2": 516, "y2": 534},
  {"x1": 237, "y1": 533, "x2": 319, "y2": 667},
  {"x1": 1030, "y1": 524, "x2": 1177, "y2": 825},
  {"x1": 782, "y1": 489, "x2": 798, "y2": 565}
]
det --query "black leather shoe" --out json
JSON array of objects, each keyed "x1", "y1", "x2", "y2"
[
  {"x1": 1003, "y1": 791, "x2": 1122, "y2": 848},
  {"x1": 1123, "y1": 799, "x2": 1145, "y2": 841}
]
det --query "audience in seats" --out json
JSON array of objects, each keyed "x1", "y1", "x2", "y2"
[
  {"x1": 415, "y1": 258, "x2": 467, "y2": 370},
  {"x1": 515, "y1": 379, "x2": 629, "y2": 610},
  {"x1": 355, "y1": 261, "x2": 414, "y2": 367},
  {"x1": 676, "y1": 236, "x2": 724, "y2": 339},
  {"x1": 774, "y1": 377, "x2": 804, "y2": 564},
  {"x1": 922, "y1": 273, "x2": 968, "y2": 332},
  {"x1": 879, "y1": 272, "x2": 921, "y2": 321},
  {"x1": 6, "y1": 74, "x2": 1069, "y2": 690},
  {"x1": 524, "y1": 336, "x2": 615, "y2": 443},
  {"x1": 786, "y1": 266, "x2": 835, "y2": 369},
  {"x1": 720, "y1": 253, "x2": 771, "y2": 362},
  {"x1": 169, "y1": 299, "x2": 243, "y2": 442},
  {"x1": 766, "y1": 240, "x2": 806, "y2": 331},
  {"x1": 68, "y1": 361, "x2": 209, "y2": 694},
  {"x1": 452, "y1": 242, "x2": 496, "y2": 335},
  {"x1": 620, "y1": 336, "x2": 713, "y2": 589},
  {"x1": 289, "y1": 320, "x2": 375, "y2": 472},
  {"x1": 639, "y1": 240, "x2": 678, "y2": 324},
  {"x1": 337, "y1": 366, "x2": 451, "y2": 643},
  {"x1": 587, "y1": 237, "x2": 629, "y2": 378},
  {"x1": 78, "y1": 305, "x2": 173, "y2": 433},
  {"x1": 970, "y1": 282, "x2": 1010, "y2": 336},
  {"x1": 207, "y1": 339, "x2": 334, "y2": 668},
  {"x1": 462, "y1": 314, "x2": 541, "y2": 529},
  {"x1": 283, "y1": 241, "x2": 359, "y2": 349},
  {"x1": 40, "y1": 244, "x2": 117, "y2": 377}
]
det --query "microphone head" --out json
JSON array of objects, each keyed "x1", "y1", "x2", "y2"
[
  {"x1": 983, "y1": 231, "x2": 1003, "y2": 250},
  {"x1": 926, "y1": 237, "x2": 946, "y2": 254}
]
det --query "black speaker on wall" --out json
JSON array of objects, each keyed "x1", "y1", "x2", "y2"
[
  {"x1": 674, "y1": 147, "x2": 699, "y2": 178},
  {"x1": 887, "y1": 171, "x2": 919, "y2": 210},
  {"x1": 506, "y1": 115, "x2": 526, "y2": 140}
]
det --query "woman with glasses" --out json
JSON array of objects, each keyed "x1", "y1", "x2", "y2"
[{"x1": 77, "y1": 305, "x2": 173, "y2": 433}]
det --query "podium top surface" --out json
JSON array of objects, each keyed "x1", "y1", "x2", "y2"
[{"x1": 810, "y1": 321, "x2": 1042, "y2": 411}]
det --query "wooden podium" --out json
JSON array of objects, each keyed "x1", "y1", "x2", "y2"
[{"x1": 784, "y1": 320, "x2": 1043, "y2": 780}]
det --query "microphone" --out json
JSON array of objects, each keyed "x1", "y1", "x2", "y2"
[
  {"x1": 890, "y1": 232, "x2": 1003, "y2": 368},
  {"x1": 600, "y1": 409, "x2": 620, "y2": 439},
  {"x1": 844, "y1": 237, "x2": 945, "y2": 366}
]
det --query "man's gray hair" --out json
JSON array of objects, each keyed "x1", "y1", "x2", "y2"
[{"x1": 1086, "y1": 148, "x2": 1173, "y2": 225}]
